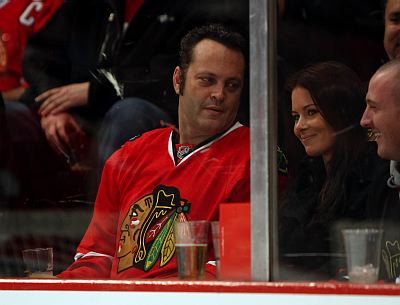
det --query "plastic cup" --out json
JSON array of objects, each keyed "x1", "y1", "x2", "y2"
[
  {"x1": 342, "y1": 229, "x2": 383, "y2": 284},
  {"x1": 21, "y1": 247, "x2": 53, "y2": 278}
]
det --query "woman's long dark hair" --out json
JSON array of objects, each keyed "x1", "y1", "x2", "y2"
[{"x1": 284, "y1": 61, "x2": 368, "y2": 222}]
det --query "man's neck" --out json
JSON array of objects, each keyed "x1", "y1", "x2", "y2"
[
  {"x1": 176, "y1": 122, "x2": 238, "y2": 146},
  {"x1": 177, "y1": 133, "x2": 208, "y2": 146},
  {"x1": 177, "y1": 125, "x2": 212, "y2": 145}
]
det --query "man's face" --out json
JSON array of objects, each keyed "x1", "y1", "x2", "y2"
[
  {"x1": 173, "y1": 39, "x2": 245, "y2": 144},
  {"x1": 384, "y1": 0, "x2": 400, "y2": 59},
  {"x1": 361, "y1": 69, "x2": 400, "y2": 160}
]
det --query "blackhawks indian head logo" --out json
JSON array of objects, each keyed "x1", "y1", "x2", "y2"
[{"x1": 117, "y1": 185, "x2": 190, "y2": 273}]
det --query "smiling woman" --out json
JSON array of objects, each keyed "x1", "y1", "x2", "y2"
[
  {"x1": 291, "y1": 86, "x2": 336, "y2": 166},
  {"x1": 278, "y1": 62, "x2": 388, "y2": 281}
]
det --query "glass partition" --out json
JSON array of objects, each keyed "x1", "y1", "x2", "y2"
[
  {"x1": 274, "y1": 0, "x2": 390, "y2": 283},
  {"x1": 0, "y1": 0, "x2": 395, "y2": 285}
]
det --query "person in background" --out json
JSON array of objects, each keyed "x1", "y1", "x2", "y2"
[
  {"x1": 384, "y1": 0, "x2": 400, "y2": 60},
  {"x1": 21, "y1": 0, "x2": 249, "y2": 174},
  {"x1": 0, "y1": 0, "x2": 63, "y2": 101},
  {"x1": 279, "y1": 62, "x2": 386, "y2": 281},
  {"x1": 58, "y1": 24, "x2": 250, "y2": 279},
  {"x1": 361, "y1": 59, "x2": 400, "y2": 282},
  {"x1": 22, "y1": 0, "x2": 147, "y2": 172},
  {"x1": 3, "y1": 0, "x2": 248, "y2": 202}
]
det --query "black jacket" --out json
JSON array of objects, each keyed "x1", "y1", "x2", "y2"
[
  {"x1": 366, "y1": 162, "x2": 400, "y2": 282},
  {"x1": 21, "y1": 1, "x2": 107, "y2": 111},
  {"x1": 278, "y1": 147, "x2": 389, "y2": 280}
]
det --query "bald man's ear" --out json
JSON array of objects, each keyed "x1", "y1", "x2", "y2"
[{"x1": 173, "y1": 66, "x2": 181, "y2": 95}]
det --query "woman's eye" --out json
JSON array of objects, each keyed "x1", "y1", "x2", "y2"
[
  {"x1": 307, "y1": 109, "x2": 317, "y2": 116},
  {"x1": 390, "y1": 16, "x2": 400, "y2": 23},
  {"x1": 291, "y1": 114, "x2": 299, "y2": 122}
]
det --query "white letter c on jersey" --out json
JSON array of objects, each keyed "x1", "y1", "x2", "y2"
[{"x1": 19, "y1": 1, "x2": 43, "y2": 26}]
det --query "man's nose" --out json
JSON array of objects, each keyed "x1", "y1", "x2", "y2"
[
  {"x1": 360, "y1": 109, "x2": 371, "y2": 128},
  {"x1": 211, "y1": 85, "x2": 225, "y2": 102}
]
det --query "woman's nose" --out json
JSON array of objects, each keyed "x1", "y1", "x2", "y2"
[{"x1": 295, "y1": 116, "x2": 307, "y2": 131}]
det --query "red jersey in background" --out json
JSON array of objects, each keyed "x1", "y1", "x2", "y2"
[{"x1": 0, "y1": 0, "x2": 63, "y2": 91}]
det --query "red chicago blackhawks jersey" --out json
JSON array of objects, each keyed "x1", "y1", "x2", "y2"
[
  {"x1": 59, "y1": 122, "x2": 250, "y2": 279},
  {"x1": 0, "y1": 0, "x2": 63, "y2": 91}
]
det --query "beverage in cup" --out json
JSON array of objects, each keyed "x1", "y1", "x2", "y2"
[{"x1": 174, "y1": 220, "x2": 209, "y2": 280}]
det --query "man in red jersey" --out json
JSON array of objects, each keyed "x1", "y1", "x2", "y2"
[
  {"x1": 58, "y1": 24, "x2": 250, "y2": 279},
  {"x1": 0, "y1": 0, "x2": 63, "y2": 101}
]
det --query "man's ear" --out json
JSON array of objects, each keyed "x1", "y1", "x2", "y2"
[{"x1": 173, "y1": 66, "x2": 181, "y2": 95}]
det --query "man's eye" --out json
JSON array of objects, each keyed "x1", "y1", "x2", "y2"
[
  {"x1": 226, "y1": 81, "x2": 240, "y2": 91},
  {"x1": 199, "y1": 77, "x2": 214, "y2": 84}
]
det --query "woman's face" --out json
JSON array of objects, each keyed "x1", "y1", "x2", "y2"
[{"x1": 291, "y1": 86, "x2": 336, "y2": 165}]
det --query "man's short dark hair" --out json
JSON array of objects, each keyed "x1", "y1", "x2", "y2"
[
  {"x1": 374, "y1": 59, "x2": 400, "y2": 107},
  {"x1": 178, "y1": 23, "x2": 247, "y2": 94}
]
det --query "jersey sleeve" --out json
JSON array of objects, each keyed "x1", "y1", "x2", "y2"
[{"x1": 58, "y1": 150, "x2": 123, "y2": 279}]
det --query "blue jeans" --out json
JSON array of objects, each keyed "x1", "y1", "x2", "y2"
[{"x1": 97, "y1": 97, "x2": 173, "y2": 169}]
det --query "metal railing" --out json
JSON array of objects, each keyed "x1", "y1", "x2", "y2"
[{"x1": 250, "y1": 0, "x2": 278, "y2": 281}]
